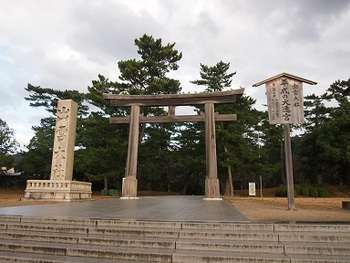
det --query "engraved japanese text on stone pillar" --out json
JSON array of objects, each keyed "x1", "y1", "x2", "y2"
[{"x1": 50, "y1": 100, "x2": 78, "y2": 181}]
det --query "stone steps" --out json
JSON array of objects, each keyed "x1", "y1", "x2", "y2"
[
  {"x1": 0, "y1": 251, "x2": 153, "y2": 263},
  {"x1": 0, "y1": 238, "x2": 174, "y2": 262},
  {"x1": 3, "y1": 222, "x2": 350, "y2": 244},
  {"x1": 0, "y1": 230, "x2": 177, "y2": 249},
  {"x1": 0, "y1": 216, "x2": 349, "y2": 262},
  {"x1": 172, "y1": 250, "x2": 350, "y2": 263}
]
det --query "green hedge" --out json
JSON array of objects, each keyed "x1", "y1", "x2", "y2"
[
  {"x1": 301, "y1": 183, "x2": 310, "y2": 197},
  {"x1": 294, "y1": 184, "x2": 302, "y2": 195},
  {"x1": 100, "y1": 189, "x2": 119, "y2": 196},
  {"x1": 317, "y1": 184, "x2": 329, "y2": 197},
  {"x1": 309, "y1": 186, "x2": 318, "y2": 197},
  {"x1": 275, "y1": 186, "x2": 287, "y2": 197},
  {"x1": 275, "y1": 183, "x2": 329, "y2": 197},
  {"x1": 108, "y1": 189, "x2": 119, "y2": 196}
]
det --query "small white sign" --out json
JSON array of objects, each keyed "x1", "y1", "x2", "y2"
[
  {"x1": 122, "y1": 177, "x2": 125, "y2": 196},
  {"x1": 249, "y1": 182, "x2": 256, "y2": 196}
]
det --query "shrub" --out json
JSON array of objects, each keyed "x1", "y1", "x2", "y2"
[
  {"x1": 309, "y1": 186, "x2": 318, "y2": 197},
  {"x1": 108, "y1": 189, "x2": 118, "y2": 196},
  {"x1": 301, "y1": 183, "x2": 310, "y2": 197},
  {"x1": 275, "y1": 186, "x2": 287, "y2": 197},
  {"x1": 294, "y1": 184, "x2": 302, "y2": 195},
  {"x1": 316, "y1": 183, "x2": 329, "y2": 197},
  {"x1": 100, "y1": 189, "x2": 119, "y2": 196}
]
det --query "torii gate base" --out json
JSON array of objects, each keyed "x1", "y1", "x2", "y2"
[
  {"x1": 121, "y1": 176, "x2": 220, "y2": 200},
  {"x1": 121, "y1": 173, "x2": 220, "y2": 200},
  {"x1": 121, "y1": 178, "x2": 138, "y2": 199},
  {"x1": 204, "y1": 179, "x2": 221, "y2": 200},
  {"x1": 104, "y1": 90, "x2": 244, "y2": 199}
]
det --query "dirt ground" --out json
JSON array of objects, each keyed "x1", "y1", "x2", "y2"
[
  {"x1": 0, "y1": 189, "x2": 114, "y2": 208},
  {"x1": 0, "y1": 189, "x2": 349, "y2": 223},
  {"x1": 226, "y1": 197, "x2": 350, "y2": 223}
]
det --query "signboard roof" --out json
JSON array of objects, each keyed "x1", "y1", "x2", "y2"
[
  {"x1": 252, "y1": 72, "x2": 317, "y2": 87},
  {"x1": 253, "y1": 73, "x2": 317, "y2": 125}
]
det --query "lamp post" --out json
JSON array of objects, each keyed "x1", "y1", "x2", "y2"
[{"x1": 257, "y1": 126, "x2": 263, "y2": 198}]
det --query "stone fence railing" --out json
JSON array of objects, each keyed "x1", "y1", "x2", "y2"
[
  {"x1": 25, "y1": 180, "x2": 91, "y2": 191},
  {"x1": 23, "y1": 180, "x2": 92, "y2": 201}
]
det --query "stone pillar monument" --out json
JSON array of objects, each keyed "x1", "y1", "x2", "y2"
[
  {"x1": 23, "y1": 99, "x2": 92, "y2": 201},
  {"x1": 50, "y1": 100, "x2": 78, "y2": 181}
]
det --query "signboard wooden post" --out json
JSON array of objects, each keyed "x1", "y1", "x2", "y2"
[{"x1": 253, "y1": 73, "x2": 316, "y2": 210}]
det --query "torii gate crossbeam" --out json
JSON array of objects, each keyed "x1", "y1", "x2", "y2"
[{"x1": 104, "y1": 89, "x2": 244, "y2": 199}]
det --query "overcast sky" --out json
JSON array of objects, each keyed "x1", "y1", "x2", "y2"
[{"x1": 1, "y1": 0, "x2": 350, "y2": 149}]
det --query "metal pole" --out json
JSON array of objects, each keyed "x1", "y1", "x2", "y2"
[{"x1": 284, "y1": 124, "x2": 295, "y2": 210}]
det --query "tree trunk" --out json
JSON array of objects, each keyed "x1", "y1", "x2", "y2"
[
  {"x1": 181, "y1": 172, "x2": 191, "y2": 194},
  {"x1": 104, "y1": 176, "x2": 108, "y2": 196},
  {"x1": 181, "y1": 183, "x2": 188, "y2": 195},
  {"x1": 224, "y1": 177, "x2": 230, "y2": 196},
  {"x1": 223, "y1": 145, "x2": 234, "y2": 196}
]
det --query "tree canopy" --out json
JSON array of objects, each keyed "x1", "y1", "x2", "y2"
[
  {"x1": 15, "y1": 34, "x2": 350, "y2": 194},
  {"x1": 0, "y1": 118, "x2": 19, "y2": 170},
  {"x1": 298, "y1": 78, "x2": 350, "y2": 186},
  {"x1": 0, "y1": 118, "x2": 18, "y2": 155}
]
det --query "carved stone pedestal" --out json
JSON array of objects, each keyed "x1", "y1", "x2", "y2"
[
  {"x1": 22, "y1": 180, "x2": 92, "y2": 202},
  {"x1": 121, "y1": 178, "x2": 138, "y2": 199},
  {"x1": 204, "y1": 178, "x2": 221, "y2": 199}
]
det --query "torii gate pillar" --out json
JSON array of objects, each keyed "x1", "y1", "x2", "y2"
[
  {"x1": 204, "y1": 102, "x2": 220, "y2": 199},
  {"x1": 122, "y1": 105, "x2": 140, "y2": 198}
]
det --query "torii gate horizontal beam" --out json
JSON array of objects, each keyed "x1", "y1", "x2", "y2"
[
  {"x1": 103, "y1": 89, "x2": 244, "y2": 107},
  {"x1": 110, "y1": 114, "x2": 237, "y2": 124}
]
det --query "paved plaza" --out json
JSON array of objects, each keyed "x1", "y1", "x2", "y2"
[{"x1": 0, "y1": 195, "x2": 248, "y2": 222}]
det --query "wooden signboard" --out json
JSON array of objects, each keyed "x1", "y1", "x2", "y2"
[
  {"x1": 254, "y1": 73, "x2": 316, "y2": 125},
  {"x1": 266, "y1": 77, "x2": 304, "y2": 124},
  {"x1": 253, "y1": 73, "x2": 316, "y2": 210}
]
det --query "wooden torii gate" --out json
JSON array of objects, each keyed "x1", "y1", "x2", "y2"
[{"x1": 104, "y1": 89, "x2": 244, "y2": 199}]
